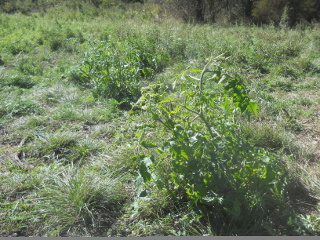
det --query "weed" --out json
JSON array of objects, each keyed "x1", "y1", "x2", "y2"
[
  {"x1": 134, "y1": 60, "x2": 300, "y2": 235},
  {"x1": 26, "y1": 130, "x2": 79, "y2": 163},
  {"x1": 15, "y1": 57, "x2": 44, "y2": 76},
  {"x1": 79, "y1": 39, "x2": 152, "y2": 102}
]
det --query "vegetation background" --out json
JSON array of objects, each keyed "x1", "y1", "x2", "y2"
[{"x1": 1, "y1": 0, "x2": 320, "y2": 237}]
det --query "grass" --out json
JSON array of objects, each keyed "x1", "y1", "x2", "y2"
[
  {"x1": 1, "y1": 1, "x2": 320, "y2": 236},
  {"x1": 0, "y1": 163, "x2": 125, "y2": 236}
]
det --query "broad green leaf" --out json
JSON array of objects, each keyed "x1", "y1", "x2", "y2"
[
  {"x1": 139, "y1": 189, "x2": 148, "y2": 197},
  {"x1": 141, "y1": 68, "x2": 154, "y2": 77},
  {"x1": 159, "y1": 94, "x2": 175, "y2": 104},
  {"x1": 187, "y1": 67, "x2": 202, "y2": 73},
  {"x1": 261, "y1": 156, "x2": 270, "y2": 163},
  {"x1": 139, "y1": 163, "x2": 151, "y2": 183},
  {"x1": 247, "y1": 102, "x2": 259, "y2": 116},
  {"x1": 142, "y1": 156, "x2": 154, "y2": 167},
  {"x1": 266, "y1": 165, "x2": 276, "y2": 182},
  {"x1": 135, "y1": 132, "x2": 142, "y2": 139},
  {"x1": 189, "y1": 134, "x2": 199, "y2": 143},
  {"x1": 222, "y1": 95, "x2": 231, "y2": 114},
  {"x1": 140, "y1": 140, "x2": 157, "y2": 149},
  {"x1": 180, "y1": 149, "x2": 189, "y2": 160}
]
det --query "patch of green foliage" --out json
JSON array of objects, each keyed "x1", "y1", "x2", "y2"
[
  {"x1": 133, "y1": 59, "x2": 311, "y2": 235},
  {"x1": 1, "y1": 1, "x2": 320, "y2": 237},
  {"x1": 79, "y1": 40, "x2": 150, "y2": 102}
]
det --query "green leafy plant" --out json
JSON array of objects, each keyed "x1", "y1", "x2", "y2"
[
  {"x1": 134, "y1": 58, "x2": 301, "y2": 235},
  {"x1": 79, "y1": 40, "x2": 153, "y2": 103}
]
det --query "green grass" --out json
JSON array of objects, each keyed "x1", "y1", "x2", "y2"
[
  {"x1": 0, "y1": 163, "x2": 125, "y2": 236},
  {"x1": 1, "y1": 1, "x2": 320, "y2": 237}
]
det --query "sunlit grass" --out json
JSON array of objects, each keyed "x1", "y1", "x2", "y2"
[
  {"x1": 1, "y1": 1, "x2": 320, "y2": 236},
  {"x1": 0, "y1": 162, "x2": 125, "y2": 236}
]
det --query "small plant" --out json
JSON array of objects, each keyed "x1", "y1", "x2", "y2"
[
  {"x1": 79, "y1": 40, "x2": 152, "y2": 103},
  {"x1": 24, "y1": 130, "x2": 106, "y2": 165},
  {"x1": 243, "y1": 123, "x2": 284, "y2": 150},
  {"x1": 15, "y1": 57, "x2": 44, "y2": 76},
  {"x1": 4, "y1": 74, "x2": 36, "y2": 89},
  {"x1": 26, "y1": 130, "x2": 79, "y2": 163},
  {"x1": 33, "y1": 165, "x2": 123, "y2": 236}
]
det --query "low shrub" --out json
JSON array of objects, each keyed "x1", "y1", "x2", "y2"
[{"x1": 133, "y1": 59, "x2": 307, "y2": 235}]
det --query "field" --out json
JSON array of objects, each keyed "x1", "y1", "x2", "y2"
[{"x1": 1, "y1": 1, "x2": 320, "y2": 236}]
